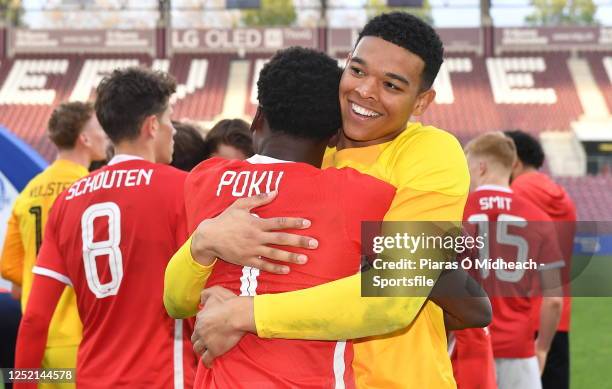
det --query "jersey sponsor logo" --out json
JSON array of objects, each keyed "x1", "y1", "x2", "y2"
[
  {"x1": 216, "y1": 170, "x2": 284, "y2": 197},
  {"x1": 66, "y1": 169, "x2": 153, "y2": 200}
]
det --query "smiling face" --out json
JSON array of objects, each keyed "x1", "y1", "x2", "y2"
[{"x1": 339, "y1": 36, "x2": 436, "y2": 145}]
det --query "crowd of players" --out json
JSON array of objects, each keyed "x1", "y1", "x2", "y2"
[{"x1": 0, "y1": 11, "x2": 577, "y2": 389}]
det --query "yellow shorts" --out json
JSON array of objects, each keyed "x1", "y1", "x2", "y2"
[{"x1": 39, "y1": 345, "x2": 77, "y2": 389}]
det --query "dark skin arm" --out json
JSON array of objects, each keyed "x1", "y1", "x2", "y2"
[{"x1": 429, "y1": 267, "x2": 492, "y2": 330}]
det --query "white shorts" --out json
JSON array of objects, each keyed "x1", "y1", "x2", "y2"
[{"x1": 495, "y1": 357, "x2": 542, "y2": 389}]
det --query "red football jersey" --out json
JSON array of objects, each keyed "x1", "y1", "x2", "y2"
[
  {"x1": 184, "y1": 155, "x2": 396, "y2": 389},
  {"x1": 462, "y1": 185, "x2": 564, "y2": 358},
  {"x1": 34, "y1": 157, "x2": 195, "y2": 389},
  {"x1": 450, "y1": 327, "x2": 497, "y2": 389},
  {"x1": 512, "y1": 171, "x2": 576, "y2": 332}
]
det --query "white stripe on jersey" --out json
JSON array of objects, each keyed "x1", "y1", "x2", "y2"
[
  {"x1": 239, "y1": 266, "x2": 260, "y2": 296},
  {"x1": 333, "y1": 341, "x2": 347, "y2": 389},
  {"x1": 447, "y1": 332, "x2": 456, "y2": 356},
  {"x1": 174, "y1": 319, "x2": 184, "y2": 389},
  {"x1": 32, "y1": 266, "x2": 73, "y2": 286}
]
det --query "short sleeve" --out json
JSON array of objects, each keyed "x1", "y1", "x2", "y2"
[{"x1": 33, "y1": 203, "x2": 71, "y2": 286}]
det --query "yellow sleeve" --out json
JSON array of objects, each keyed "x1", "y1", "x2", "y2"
[
  {"x1": 164, "y1": 236, "x2": 217, "y2": 319},
  {"x1": 1, "y1": 212, "x2": 25, "y2": 286},
  {"x1": 254, "y1": 127, "x2": 470, "y2": 340}
]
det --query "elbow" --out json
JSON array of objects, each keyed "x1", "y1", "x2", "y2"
[
  {"x1": 543, "y1": 296, "x2": 563, "y2": 312},
  {"x1": 384, "y1": 297, "x2": 429, "y2": 332},
  {"x1": 461, "y1": 297, "x2": 493, "y2": 329},
  {"x1": 163, "y1": 293, "x2": 192, "y2": 319},
  {"x1": 474, "y1": 297, "x2": 493, "y2": 328},
  {"x1": 0, "y1": 267, "x2": 18, "y2": 285}
]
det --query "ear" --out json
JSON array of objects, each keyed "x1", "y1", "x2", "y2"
[
  {"x1": 250, "y1": 107, "x2": 264, "y2": 133},
  {"x1": 412, "y1": 89, "x2": 436, "y2": 116},
  {"x1": 142, "y1": 115, "x2": 158, "y2": 138},
  {"x1": 78, "y1": 132, "x2": 90, "y2": 148},
  {"x1": 478, "y1": 160, "x2": 487, "y2": 176}
]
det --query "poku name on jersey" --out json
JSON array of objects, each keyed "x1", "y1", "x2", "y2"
[{"x1": 216, "y1": 170, "x2": 284, "y2": 197}]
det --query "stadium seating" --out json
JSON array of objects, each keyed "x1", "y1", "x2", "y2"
[
  {"x1": 0, "y1": 52, "x2": 605, "y2": 164},
  {"x1": 556, "y1": 175, "x2": 612, "y2": 221},
  {"x1": 422, "y1": 53, "x2": 583, "y2": 140},
  {"x1": 582, "y1": 52, "x2": 612, "y2": 115}
]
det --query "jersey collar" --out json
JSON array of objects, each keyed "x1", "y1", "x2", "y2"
[
  {"x1": 475, "y1": 184, "x2": 513, "y2": 193},
  {"x1": 108, "y1": 154, "x2": 145, "y2": 166},
  {"x1": 246, "y1": 154, "x2": 294, "y2": 164}
]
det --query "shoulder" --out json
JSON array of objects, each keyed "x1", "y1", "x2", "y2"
[
  {"x1": 333, "y1": 166, "x2": 394, "y2": 190},
  {"x1": 514, "y1": 195, "x2": 552, "y2": 222},
  {"x1": 150, "y1": 162, "x2": 188, "y2": 183},
  {"x1": 328, "y1": 167, "x2": 396, "y2": 203},
  {"x1": 13, "y1": 170, "x2": 46, "y2": 211},
  {"x1": 387, "y1": 123, "x2": 469, "y2": 196},
  {"x1": 186, "y1": 157, "x2": 242, "y2": 185}
]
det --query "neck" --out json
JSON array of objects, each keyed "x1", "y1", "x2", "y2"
[
  {"x1": 56, "y1": 149, "x2": 90, "y2": 168},
  {"x1": 521, "y1": 166, "x2": 538, "y2": 175},
  {"x1": 336, "y1": 126, "x2": 405, "y2": 150},
  {"x1": 258, "y1": 134, "x2": 327, "y2": 167},
  {"x1": 114, "y1": 142, "x2": 155, "y2": 162},
  {"x1": 478, "y1": 174, "x2": 511, "y2": 189}
]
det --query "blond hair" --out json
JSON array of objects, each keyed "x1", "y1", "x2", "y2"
[{"x1": 464, "y1": 132, "x2": 517, "y2": 170}]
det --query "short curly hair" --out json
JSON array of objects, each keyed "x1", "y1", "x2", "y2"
[
  {"x1": 257, "y1": 47, "x2": 342, "y2": 140},
  {"x1": 95, "y1": 67, "x2": 176, "y2": 144},
  {"x1": 48, "y1": 101, "x2": 94, "y2": 150},
  {"x1": 358, "y1": 12, "x2": 444, "y2": 91},
  {"x1": 504, "y1": 130, "x2": 545, "y2": 169}
]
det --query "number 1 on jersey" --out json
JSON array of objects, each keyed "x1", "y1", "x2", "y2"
[
  {"x1": 28, "y1": 206, "x2": 42, "y2": 254},
  {"x1": 81, "y1": 202, "x2": 123, "y2": 298}
]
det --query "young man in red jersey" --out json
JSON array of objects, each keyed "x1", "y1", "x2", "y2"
[
  {"x1": 505, "y1": 130, "x2": 576, "y2": 389},
  {"x1": 182, "y1": 47, "x2": 395, "y2": 388},
  {"x1": 14, "y1": 67, "x2": 196, "y2": 389},
  {"x1": 461, "y1": 132, "x2": 564, "y2": 389}
]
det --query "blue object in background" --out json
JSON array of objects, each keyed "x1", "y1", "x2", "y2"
[{"x1": 0, "y1": 126, "x2": 47, "y2": 192}]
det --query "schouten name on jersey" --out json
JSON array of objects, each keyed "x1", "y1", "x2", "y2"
[
  {"x1": 66, "y1": 169, "x2": 153, "y2": 200},
  {"x1": 216, "y1": 170, "x2": 284, "y2": 197}
]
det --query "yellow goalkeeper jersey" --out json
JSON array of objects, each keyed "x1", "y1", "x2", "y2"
[{"x1": 1, "y1": 159, "x2": 87, "y2": 347}]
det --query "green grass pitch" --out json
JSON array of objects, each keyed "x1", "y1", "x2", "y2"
[{"x1": 571, "y1": 255, "x2": 612, "y2": 388}]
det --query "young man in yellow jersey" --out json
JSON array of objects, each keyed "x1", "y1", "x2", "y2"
[
  {"x1": 166, "y1": 12, "x2": 474, "y2": 388},
  {"x1": 0, "y1": 102, "x2": 108, "y2": 388}
]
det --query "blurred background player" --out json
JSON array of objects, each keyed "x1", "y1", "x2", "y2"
[
  {"x1": 13, "y1": 67, "x2": 196, "y2": 389},
  {"x1": 505, "y1": 130, "x2": 576, "y2": 389},
  {"x1": 463, "y1": 132, "x2": 565, "y2": 389},
  {"x1": 203, "y1": 118, "x2": 254, "y2": 160},
  {"x1": 0, "y1": 101, "x2": 108, "y2": 389},
  {"x1": 171, "y1": 120, "x2": 208, "y2": 172}
]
